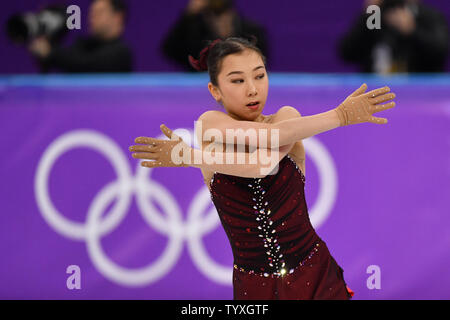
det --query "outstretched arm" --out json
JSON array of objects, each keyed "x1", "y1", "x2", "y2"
[
  {"x1": 197, "y1": 83, "x2": 395, "y2": 148},
  {"x1": 129, "y1": 83, "x2": 396, "y2": 177}
]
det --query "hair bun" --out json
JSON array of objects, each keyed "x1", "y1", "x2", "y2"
[
  {"x1": 188, "y1": 38, "x2": 222, "y2": 71},
  {"x1": 188, "y1": 54, "x2": 207, "y2": 71}
]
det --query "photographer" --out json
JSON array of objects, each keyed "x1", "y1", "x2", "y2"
[
  {"x1": 337, "y1": 0, "x2": 449, "y2": 73},
  {"x1": 161, "y1": 0, "x2": 269, "y2": 71},
  {"x1": 27, "y1": 0, "x2": 133, "y2": 73}
]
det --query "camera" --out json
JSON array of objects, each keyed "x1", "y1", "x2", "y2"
[{"x1": 6, "y1": 5, "x2": 68, "y2": 44}]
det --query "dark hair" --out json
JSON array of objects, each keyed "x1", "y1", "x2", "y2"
[
  {"x1": 380, "y1": 0, "x2": 407, "y2": 11},
  {"x1": 188, "y1": 35, "x2": 267, "y2": 87}
]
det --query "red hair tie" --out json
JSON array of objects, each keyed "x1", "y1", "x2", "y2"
[{"x1": 188, "y1": 38, "x2": 222, "y2": 71}]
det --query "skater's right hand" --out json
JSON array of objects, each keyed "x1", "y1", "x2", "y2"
[
  {"x1": 129, "y1": 124, "x2": 192, "y2": 168},
  {"x1": 334, "y1": 83, "x2": 396, "y2": 126}
]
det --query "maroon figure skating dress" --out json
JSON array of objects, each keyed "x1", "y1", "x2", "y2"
[{"x1": 209, "y1": 154, "x2": 354, "y2": 300}]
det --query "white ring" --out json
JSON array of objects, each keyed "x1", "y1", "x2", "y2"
[
  {"x1": 34, "y1": 129, "x2": 338, "y2": 287},
  {"x1": 35, "y1": 129, "x2": 133, "y2": 240}
]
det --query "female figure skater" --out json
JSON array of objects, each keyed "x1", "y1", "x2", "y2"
[{"x1": 129, "y1": 37, "x2": 396, "y2": 299}]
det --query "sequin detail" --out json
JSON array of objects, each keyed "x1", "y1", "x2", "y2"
[
  {"x1": 233, "y1": 242, "x2": 320, "y2": 278},
  {"x1": 247, "y1": 177, "x2": 286, "y2": 276},
  {"x1": 210, "y1": 172, "x2": 217, "y2": 189},
  {"x1": 209, "y1": 172, "x2": 221, "y2": 203},
  {"x1": 286, "y1": 154, "x2": 305, "y2": 183}
]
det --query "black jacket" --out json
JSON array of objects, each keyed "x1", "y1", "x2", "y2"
[{"x1": 39, "y1": 35, "x2": 133, "y2": 73}]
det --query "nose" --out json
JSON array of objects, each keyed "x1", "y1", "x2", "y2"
[{"x1": 247, "y1": 81, "x2": 257, "y2": 96}]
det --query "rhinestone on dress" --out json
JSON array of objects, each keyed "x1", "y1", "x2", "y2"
[
  {"x1": 286, "y1": 155, "x2": 305, "y2": 183},
  {"x1": 233, "y1": 242, "x2": 320, "y2": 278},
  {"x1": 247, "y1": 177, "x2": 286, "y2": 275}
]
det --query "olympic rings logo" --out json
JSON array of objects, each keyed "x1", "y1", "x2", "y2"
[{"x1": 34, "y1": 129, "x2": 338, "y2": 287}]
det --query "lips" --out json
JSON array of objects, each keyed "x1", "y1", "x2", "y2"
[{"x1": 246, "y1": 101, "x2": 260, "y2": 109}]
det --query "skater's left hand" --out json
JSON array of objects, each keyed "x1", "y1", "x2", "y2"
[
  {"x1": 129, "y1": 124, "x2": 192, "y2": 168},
  {"x1": 334, "y1": 83, "x2": 396, "y2": 126}
]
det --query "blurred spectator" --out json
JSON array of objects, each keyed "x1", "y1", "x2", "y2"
[
  {"x1": 338, "y1": 0, "x2": 449, "y2": 73},
  {"x1": 161, "y1": 0, "x2": 269, "y2": 71},
  {"x1": 28, "y1": 0, "x2": 133, "y2": 73}
]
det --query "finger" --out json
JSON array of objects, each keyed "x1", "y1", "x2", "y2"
[
  {"x1": 131, "y1": 152, "x2": 159, "y2": 160},
  {"x1": 129, "y1": 144, "x2": 159, "y2": 152},
  {"x1": 160, "y1": 124, "x2": 183, "y2": 141},
  {"x1": 373, "y1": 101, "x2": 396, "y2": 113},
  {"x1": 369, "y1": 92, "x2": 396, "y2": 105},
  {"x1": 350, "y1": 83, "x2": 367, "y2": 97},
  {"x1": 160, "y1": 124, "x2": 173, "y2": 139},
  {"x1": 141, "y1": 161, "x2": 163, "y2": 168},
  {"x1": 363, "y1": 86, "x2": 390, "y2": 98},
  {"x1": 369, "y1": 116, "x2": 388, "y2": 124},
  {"x1": 134, "y1": 136, "x2": 159, "y2": 145}
]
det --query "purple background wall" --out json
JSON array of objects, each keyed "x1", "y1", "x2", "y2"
[
  {"x1": 1, "y1": 73, "x2": 450, "y2": 299},
  {"x1": 1, "y1": 0, "x2": 449, "y2": 74}
]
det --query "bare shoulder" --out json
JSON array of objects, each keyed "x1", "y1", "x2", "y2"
[
  {"x1": 195, "y1": 110, "x2": 227, "y2": 144},
  {"x1": 196, "y1": 110, "x2": 226, "y2": 190},
  {"x1": 277, "y1": 105, "x2": 302, "y2": 117},
  {"x1": 275, "y1": 106, "x2": 306, "y2": 173},
  {"x1": 197, "y1": 110, "x2": 228, "y2": 122},
  {"x1": 272, "y1": 105, "x2": 302, "y2": 122}
]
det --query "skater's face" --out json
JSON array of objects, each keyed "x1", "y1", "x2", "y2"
[{"x1": 208, "y1": 49, "x2": 269, "y2": 121}]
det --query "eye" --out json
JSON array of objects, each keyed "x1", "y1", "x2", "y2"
[{"x1": 231, "y1": 74, "x2": 265, "y2": 84}]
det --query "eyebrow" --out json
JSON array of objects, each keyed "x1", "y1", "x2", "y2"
[{"x1": 226, "y1": 65, "x2": 265, "y2": 77}]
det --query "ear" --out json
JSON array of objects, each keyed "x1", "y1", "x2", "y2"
[{"x1": 207, "y1": 82, "x2": 222, "y2": 103}]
